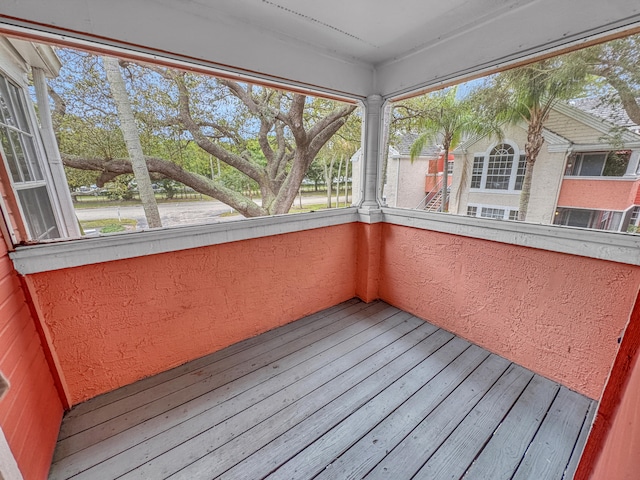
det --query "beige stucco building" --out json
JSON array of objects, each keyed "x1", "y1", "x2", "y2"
[{"x1": 386, "y1": 101, "x2": 640, "y2": 231}]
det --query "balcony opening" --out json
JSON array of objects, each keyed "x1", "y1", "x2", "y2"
[
  {"x1": 564, "y1": 151, "x2": 631, "y2": 177},
  {"x1": 0, "y1": 35, "x2": 361, "y2": 245},
  {"x1": 384, "y1": 31, "x2": 640, "y2": 234}
]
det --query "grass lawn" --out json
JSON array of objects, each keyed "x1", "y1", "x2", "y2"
[
  {"x1": 220, "y1": 203, "x2": 348, "y2": 218},
  {"x1": 79, "y1": 218, "x2": 138, "y2": 234}
]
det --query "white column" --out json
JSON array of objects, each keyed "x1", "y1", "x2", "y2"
[
  {"x1": 32, "y1": 67, "x2": 82, "y2": 238},
  {"x1": 359, "y1": 94, "x2": 386, "y2": 209},
  {"x1": 625, "y1": 150, "x2": 640, "y2": 176}
]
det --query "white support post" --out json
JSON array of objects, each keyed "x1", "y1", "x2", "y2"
[
  {"x1": 359, "y1": 94, "x2": 385, "y2": 211},
  {"x1": 626, "y1": 150, "x2": 640, "y2": 176}
]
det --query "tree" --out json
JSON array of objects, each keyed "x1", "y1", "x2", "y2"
[
  {"x1": 577, "y1": 34, "x2": 640, "y2": 125},
  {"x1": 50, "y1": 49, "x2": 357, "y2": 218},
  {"x1": 409, "y1": 87, "x2": 502, "y2": 212},
  {"x1": 103, "y1": 56, "x2": 162, "y2": 227},
  {"x1": 479, "y1": 57, "x2": 588, "y2": 220}
]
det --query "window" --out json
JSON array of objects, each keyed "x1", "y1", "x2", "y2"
[
  {"x1": 564, "y1": 151, "x2": 630, "y2": 177},
  {"x1": 481, "y1": 207, "x2": 506, "y2": 219},
  {"x1": 0, "y1": 74, "x2": 60, "y2": 240},
  {"x1": 630, "y1": 206, "x2": 640, "y2": 225},
  {"x1": 447, "y1": 160, "x2": 454, "y2": 175},
  {"x1": 629, "y1": 206, "x2": 640, "y2": 233},
  {"x1": 467, "y1": 204, "x2": 518, "y2": 220},
  {"x1": 485, "y1": 144, "x2": 514, "y2": 190},
  {"x1": 471, "y1": 143, "x2": 524, "y2": 191},
  {"x1": 470, "y1": 156, "x2": 483, "y2": 188},
  {"x1": 554, "y1": 207, "x2": 624, "y2": 231},
  {"x1": 514, "y1": 155, "x2": 526, "y2": 190}
]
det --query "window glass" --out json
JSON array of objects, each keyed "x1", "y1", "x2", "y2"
[
  {"x1": 17, "y1": 186, "x2": 60, "y2": 240},
  {"x1": 471, "y1": 156, "x2": 483, "y2": 188},
  {"x1": 480, "y1": 207, "x2": 506, "y2": 219},
  {"x1": 386, "y1": 30, "x2": 640, "y2": 235},
  {"x1": 0, "y1": 72, "x2": 61, "y2": 240},
  {"x1": 579, "y1": 154, "x2": 606, "y2": 176},
  {"x1": 485, "y1": 144, "x2": 514, "y2": 190},
  {"x1": 0, "y1": 42, "x2": 361, "y2": 240},
  {"x1": 514, "y1": 155, "x2": 526, "y2": 190}
]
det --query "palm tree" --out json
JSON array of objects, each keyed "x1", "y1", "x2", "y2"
[
  {"x1": 487, "y1": 58, "x2": 587, "y2": 220},
  {"x1": 409, "y1": 87, "x2": 502, "y2": 212}
]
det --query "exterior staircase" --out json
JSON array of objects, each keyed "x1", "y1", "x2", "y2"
[
  {"x1": 424, "y1": 187, "x2": 448, "y2": 212},
  {"x1": 415, "y1": 177, "x2": 450, "y2": 212}
]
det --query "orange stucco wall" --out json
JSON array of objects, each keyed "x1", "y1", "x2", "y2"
[
  {"x1": 0, "y1": 233, "x2": 63, "y2": 479},
  {"x1": 590, "y1": 352, "x2": 640, "y2": 479},
  {"x1": 26, "y1": 224, "x2": 358, "y2": 405},
  {"x1": 378, "y1": 223, "x2": 640, "y2": 399},
  {"x1": 355, "y1": 222, "x2": 381, "y2": 302},
  {"x1": 576, "y1": 288, "x2": 640, "y2": 480},
  {"x1": 558, "y1": 178, "x2": 640, "y2": 211}
]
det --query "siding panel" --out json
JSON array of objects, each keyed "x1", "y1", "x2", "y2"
[{"x1": 0, "y1": 227, "x2": 63, "y2": 480}]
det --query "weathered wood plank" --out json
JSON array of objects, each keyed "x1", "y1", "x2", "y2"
[
  {"x1": 512, "y1": 386, "x2": 592, "y2": 480},
  {"x1": 265, "y1": 342, "x2": 490, "y2": 480},
  {"x1": 563, "y1": 398, "x2": 597, "y2": 480},
  {"x1": 49, "y1": 301, "x2": 598, "y2": 480},
  {"x1": 162, "y1": 327, "x2": 461, "y2": 480},
  {"x1": 61, "y1": 298, "x2": 364, "y2": 421},
  {"x1": 412, "y1": 364, "x2": 534, "y2": 479},
  {"x1": 53, "y1": 302, "x2": 392, "y2": 461},
  {"x1": 218, "y1": 329, "x2": 460, "y2": 480},
  {"x1": 364, "y1": 354, "x2": 510, "y2": 480},
  {"x1": 461, "y1": 375, "x2": 560, "y2": 480},
  {"x1": 51, "y1": 305, "x2": 408, "y2": 479},
  {"x1": 310, "y1": 348, "x2": 504, "y2": 480},
  {"x1": 91, "y1": 312, "x2": 428, "y2": 479}
]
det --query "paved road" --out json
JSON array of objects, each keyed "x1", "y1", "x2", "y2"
[{"x1": 75, "y1": 195, "x2": 334, "y2": 229}]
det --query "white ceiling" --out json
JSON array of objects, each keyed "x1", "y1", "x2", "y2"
[{"x1": 1, "y1": 0, "x2": 640, "y2": 99}]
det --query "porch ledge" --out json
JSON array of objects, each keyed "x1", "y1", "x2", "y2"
[
  {"x1": 9, "y1": 207, "x2": 640, "y2": 275},
  {"x1": 381, "y1": 207, "x2": 640, "y2": 266},
  {"x1": 10, "y1": 208, "x2": 359, "y2": 274}
]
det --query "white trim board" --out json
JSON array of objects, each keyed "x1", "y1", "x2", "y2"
[{"x1": 10, "y1": 207, "x2": 640, "y2": 274}]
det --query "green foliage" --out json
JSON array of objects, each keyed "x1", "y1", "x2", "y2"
[
  {"x1": 64, "y1": 167, "x2": 99, "y2": 190},
  {"x1": 48, "y1": 47, "x2": 357, "y2": 216},
  {"x1": 478, "y1": 55, "x2": 589, "y2": 126},
  {"x1": 407, "y1": 86, "x2": 503, "y2": 162},
  {"x1": 99, "y1": 224, "x2": 126, "y2": 233},
  {"x1": 103, "y1": 175, "x2": 135, "y2": 200}
]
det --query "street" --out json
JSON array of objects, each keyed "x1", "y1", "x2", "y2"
[{"x1": 74, "y1": 195, "x2": 335, "y2": 229}]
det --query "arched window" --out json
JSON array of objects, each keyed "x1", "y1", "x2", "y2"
[{"x1": 470, "y1": 143, "x2": 526, "y2": 191}]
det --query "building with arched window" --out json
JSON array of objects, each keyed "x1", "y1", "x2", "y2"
[{"x1": 384, "y1": 100, "x2": 640, "y2": 232}]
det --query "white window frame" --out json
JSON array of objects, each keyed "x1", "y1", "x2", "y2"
[
  {"x1": 471, "y1": 141, "x2": 526, "y2": 193},
  {"x1": 0, "y1": 66, "x2": 66, "y2": 242},
  {"x1": 467, "y1": 202, "x2": 519, "y2": 221},
  {"x1": 564, "y1": 151, "x2": 631, "y2": 178},
  {"x1": 554, "y1": 206, "x2": 626, "y2": 232}
]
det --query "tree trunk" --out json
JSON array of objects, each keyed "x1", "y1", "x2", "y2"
[
  {"x1": 103, "y1": 56, "x2": 162, "y2": 228},
  {"x1": 323, "y1": 158, "x2": 335, "y2": 208},
  {"x1": 344, "y1": 158, "x2": 350, "y2": 205},
  {"x1": 336, "y1": 156, "x2": 344, "y2": 207},
  {"x1": 517, "y1": 120, "x2": 546, "y2": 221},
  {"x1": 441, "y1": 147, "x2": 449, "y2": 213}
]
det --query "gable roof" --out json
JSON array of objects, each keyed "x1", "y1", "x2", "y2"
[
  {"x1": 569, "y1": 97, "x2": 640, "y2": 134},
  {"x1": 454, "y1": 100, "x2": 640, "y2": 153},
  {"x1": 392, "y1": 133, "x2": 441, "y2": 157}
]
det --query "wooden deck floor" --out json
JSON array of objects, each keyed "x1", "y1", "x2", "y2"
[{"x1": 49, "y1": 300, "x2": 596, "y2": 480}]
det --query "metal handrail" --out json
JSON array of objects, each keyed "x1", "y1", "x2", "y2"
[{"x1": 414, "y1": 177, "x2": 444, "y2": 209}]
